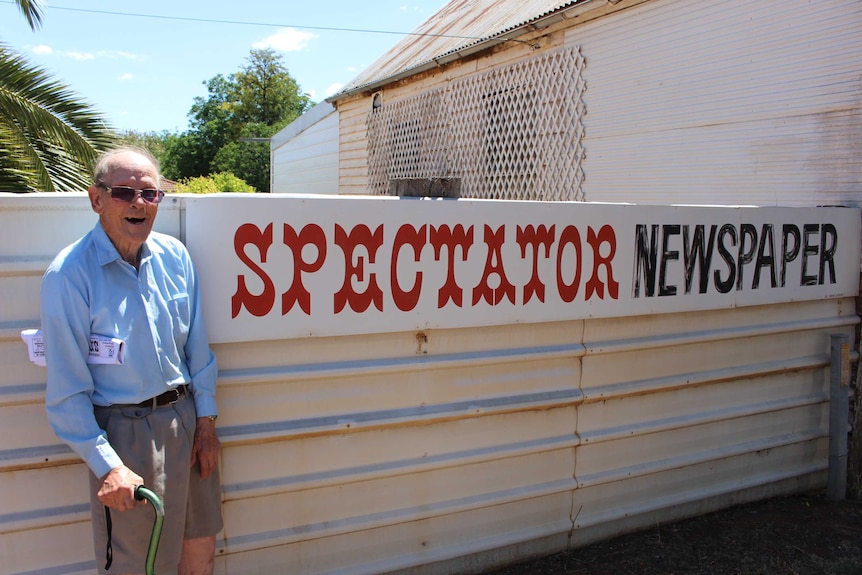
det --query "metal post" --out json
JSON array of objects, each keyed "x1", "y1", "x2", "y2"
[{"x1": 828, "y1": 334, "x2": 850, "y2": 501}]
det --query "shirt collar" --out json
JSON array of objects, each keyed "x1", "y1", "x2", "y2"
[{"x1": 93, "y1": 221, "x2": 154, "y2": 267}]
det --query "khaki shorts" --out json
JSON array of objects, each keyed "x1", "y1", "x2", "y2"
[{"x1": 91, "y1": 391, "x2": 223, "y2": 574}]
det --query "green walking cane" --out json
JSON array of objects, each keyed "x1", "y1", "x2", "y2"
[{"x1": 134, "y1": 486, "x2": 165, "y2": 575}]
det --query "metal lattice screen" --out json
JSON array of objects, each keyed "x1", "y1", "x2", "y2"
[{"x1": 366, "y1": 46, "x2": 586, "y2": 201}]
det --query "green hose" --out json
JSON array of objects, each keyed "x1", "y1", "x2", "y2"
[{"x1": 134, "y1": 486, "x2": 165, "y2": 575}]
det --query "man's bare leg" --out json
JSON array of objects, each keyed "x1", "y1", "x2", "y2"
[{"x1": 179, "y1": 535, "x2": 216, "y2": 575}]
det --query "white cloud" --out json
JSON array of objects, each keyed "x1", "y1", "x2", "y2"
[
  {"x1": 98, "y1": 50, "x2": 143, "y2": 61},
  {"x1": 64, "y1": 51, "x2": 95, "y2": 61},
  {"x1": 118, "y1": 73, "x2": 134, "y2": 81},
  {"x1": 253, "y1": 28, "x2": 318, "y2": 52},
  {"x1": 27, "y1": 44, "x2": 142, "y2": 62},
  {"x1": 324, "y1": 83, "x2": 343, "y2": 97}
]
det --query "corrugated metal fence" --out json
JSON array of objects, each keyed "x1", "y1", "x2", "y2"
[{"x1": 0, "y1": 194, "x2": 858, "y2": 575}]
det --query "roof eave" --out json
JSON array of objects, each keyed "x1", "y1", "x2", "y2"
[{"x1": 327, "y1": 0, "x2": 603, "y2": 102}]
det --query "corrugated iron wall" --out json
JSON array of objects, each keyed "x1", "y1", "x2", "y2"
[{"x1": 0, "y1": 194, "x2": 857, "y2": 575}]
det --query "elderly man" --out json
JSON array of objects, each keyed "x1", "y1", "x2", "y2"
[{"x1": 41, "y1": 147, "x2": 222, "y2": 575}]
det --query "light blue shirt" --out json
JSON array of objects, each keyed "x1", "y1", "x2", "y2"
[{"x1": 41, "y1": 222, "x2": 218, "y2": 478}]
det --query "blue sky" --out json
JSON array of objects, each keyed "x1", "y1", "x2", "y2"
[{"x1": 1, "y1": 0, "x2": 448, "y2": 133}]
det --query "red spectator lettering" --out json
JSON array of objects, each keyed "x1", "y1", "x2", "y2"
[
  {"x1": 333, "y1": 224, "x2": 384, "y2": 313},
  {"x1": 282, "y1": 224, "x2": 327, "y2": 315},
  {"x1": 517, "y1": 224, "x2": 556, "y2": 304},
  {"x1": 230, "y1": 220, "x2": 621, "y2": 320},
  {"x1": 231, "y1": 223, "x2": 275, "y2": 318},
  {"x1": 429, "y1": 224, "x2": 473, "y2": 308},
  {"x1": 472, "y1": 225, "x2": 516, "y2": 306},
  {"x1": 391, "y1": 224, "x2": 427, "y2": 312},
  {"x1": 586, "y1": 225, "x2": 619, "y2": 300},
  {"x1": 556, "y1": 225, "x2": 583, "y2": 303}
]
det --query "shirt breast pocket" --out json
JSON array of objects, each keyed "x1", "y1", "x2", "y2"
[{"x1": 167, "y1": 293, "x2": 191, "y2": 340}]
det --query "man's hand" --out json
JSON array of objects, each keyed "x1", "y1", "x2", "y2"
[
  {"x1": 98, "y1": 465, "x2": 144, "y2": 511},
  {"x1": 191, "y1": 417, "x2": 221, "y2": 479}
]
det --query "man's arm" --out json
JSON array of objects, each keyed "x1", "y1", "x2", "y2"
[
  {"x1": 41, "y1": 270, "x2": 124, "y2": 479},
  {"x1": 42, "y1": 269, "x2": 148, "y2": 509},
  {"x1": 183, "y1": 249, "x2": 218, "y2": 417},
  {"x1": 182, "y1": 251, "x2": 221, "y2": 478}
]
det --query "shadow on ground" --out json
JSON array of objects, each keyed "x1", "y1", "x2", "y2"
[{"x1": 483, "y1": 491, "x2": 862, "y2": 575}]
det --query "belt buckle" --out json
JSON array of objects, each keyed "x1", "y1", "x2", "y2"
[{"x1": 165, "y1": 387, "x2": 181, "y2": 405}]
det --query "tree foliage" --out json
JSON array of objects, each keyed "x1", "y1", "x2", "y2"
[
  {"x1": 1, "y1": 1, "x2": 115, "y2": 192},
  {"x1": 162, "y1": 48, "x2": 312, "y2": 192},
  {"x1": 175, "y1": 172, "x2": 255, "y2": 194},
  {"x1": 117, "y1": 130, "x2": 169, "y2": 166},
  {"x1": 211, "y1": 122, "x2": 287, "y2": 193},
  {"x1": 234, "y1": 48, "x2": 310, "y2": 126}
]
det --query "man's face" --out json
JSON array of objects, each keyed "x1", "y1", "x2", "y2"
[{"x1": 88, "y1": 152, "x2": 160, "y2": 259}]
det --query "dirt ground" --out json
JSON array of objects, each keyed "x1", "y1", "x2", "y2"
[{"x1": 483, "y1": 491, "x2": 862, "y2": 575}]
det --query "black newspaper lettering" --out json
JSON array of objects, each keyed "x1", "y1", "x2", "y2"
[
  {"x1": 735, "y1": 224, "x2": 758, "y2": 291},
  {"x1": 753, "y1": 224, "x2": 777, "y2": 289},
  {"x1": 633, "y1": 224, "x2": 659, "y2": 297},
  {"x1": 683, "y1": 224, "x2": 716, "y2": 294},
  {"x1": 819, "y1": 223, "x2": 837, "y2": 285},
  {"x1": 659, "y1": 225, "x2": 680, "y2": 296},
  {"x1": 714, "y1": 224, "x2": 737, "y2": 294},
  {"x1": 801, "y1": 224, "x2": 819, "y2": 286},
  {"x1": 781, "y1": 224, "x2": 801, "y2": 287}
]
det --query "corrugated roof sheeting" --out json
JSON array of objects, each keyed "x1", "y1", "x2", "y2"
[{"x1": 336, "y1": 0, "x2": 582, "y2": 96}]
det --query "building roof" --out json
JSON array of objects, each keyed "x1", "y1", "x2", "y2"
[
  {"x1": 270, "y1": 102, "x2": 336, "y2": 149},
  {"x1": 160, "y1": 178, "x2": 178, "y2": 192},
  {"x1": 330, "y1": 0, "x2": 594, "y2": 99}
]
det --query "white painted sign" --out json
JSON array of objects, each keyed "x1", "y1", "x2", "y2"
[{"x1": 185, "y1": 196, "x2": 860, "y2": 344}]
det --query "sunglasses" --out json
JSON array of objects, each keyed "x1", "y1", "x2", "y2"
[{"x1": 97, "y1": 182, "x2": 165, "y2": 204}]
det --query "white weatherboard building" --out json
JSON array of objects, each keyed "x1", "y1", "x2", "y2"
[
  {"x1": 273, "y1": 0, "x2": 861, "y2": 208},
  {"x1": 270, "y1": 102, "x2": 338, "y2": 195}
]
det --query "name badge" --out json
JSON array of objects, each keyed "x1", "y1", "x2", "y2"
[{"x1": 21, "y1": 329, "x2": 126, "y2": 366}]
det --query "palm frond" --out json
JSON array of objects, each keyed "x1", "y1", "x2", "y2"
[
  {"x1": 0, "y1": 43, "x2": 116, "y2": 192},
  {"x1": 14, "y1": 0, "x2": 43, "y2": 31},
  {"x1": 0, "y1": 122, "x2": 33, "y2": 190}
]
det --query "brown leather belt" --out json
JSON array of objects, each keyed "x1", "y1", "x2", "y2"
[{"x1": 133, "y1": 384, "x2": 188, "y2": 409}]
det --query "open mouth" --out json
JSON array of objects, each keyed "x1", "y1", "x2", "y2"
[{"x1": 126, "y1": 217, "x2": 146, "y2": 224}]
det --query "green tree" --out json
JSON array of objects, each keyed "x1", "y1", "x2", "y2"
[
  {"x1": 211, "y1": 122, "x2": 287, "y2": 193},
  {"x1": 234, "y1": 48, "x2": 312, "y2": 126},
  {"x1": 162, "y1": 48, "x2": 312, "y2": 191},
  {"x1": 161, "y1": 74, "x2": 237, "y2": 182},
  {"x1": 161, "y1": 131, "x2": 208, "y2": 181},
  {"x1": 118, "y1": 130, "x2": 169, "y2": 166},
  {"x1": 186, "y1": 74, "x2": 237, "y2": 171},
  {"x1": 1, "y1": 1, "x2": 115, "y2": 192}
]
